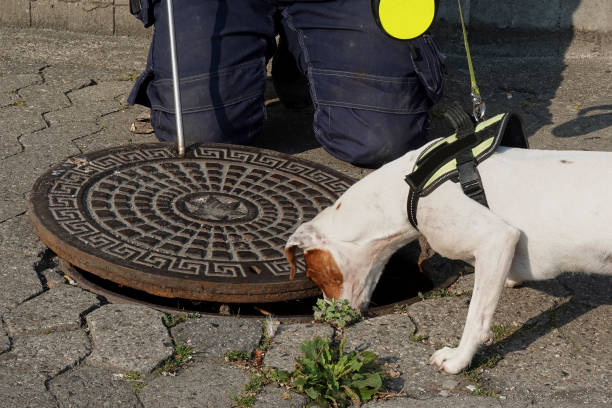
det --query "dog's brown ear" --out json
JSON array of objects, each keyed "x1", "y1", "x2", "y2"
[
  {"x1": 285, "y1": 222, "x2": 325, "y2": 280},
  {"x1": 284, "y1": 245, "x2": 298, "y2": 280}
]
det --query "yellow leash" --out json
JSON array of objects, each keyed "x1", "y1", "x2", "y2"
[{"x1": 457, "y1": 0, "x2": 486, "y2": 121}]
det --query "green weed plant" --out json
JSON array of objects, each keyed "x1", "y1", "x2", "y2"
[
  {"x1": 291, "y1": 335, "x2": 383, "y2": 407},
  {"x1": 313, "y1": 299, "x2": 361, "y2": 328}
]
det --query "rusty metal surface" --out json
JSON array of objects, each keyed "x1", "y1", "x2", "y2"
[
  {"x1": 59, "y1": 258, "x2": 458, "y2": 321},
  {"x1": 30, "y1": 143, "x2": 355, "y2": 302}
]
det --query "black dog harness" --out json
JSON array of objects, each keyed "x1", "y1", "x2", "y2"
[{"x1": 404, "y1": 109, "x2": 529, "y2": 229}]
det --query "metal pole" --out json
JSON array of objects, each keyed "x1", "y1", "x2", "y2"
[{"x1": 166, "y1": 0, "x2": 185, "y2": 158}]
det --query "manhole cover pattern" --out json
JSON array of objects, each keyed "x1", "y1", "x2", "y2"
[{"x1": 30, "y1": 143, "x2": 355, "y2": 302}]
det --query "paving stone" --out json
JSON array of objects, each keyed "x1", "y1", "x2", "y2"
[
  {"x1": 41, "y1": 64, "x2": 114, "y2": 92},
  {"x1": 0, "y1": 368, "x2": 57, "y2": 408},
  {"x1": 49, "y1": 365, "x2": 141, "y2": 408},
  {"x1": 407, "y1": 279, "x2": 569, "y2": 350},
  {"x1": 0, "y1": 73, "x2": 42, "y2": 109},
  {"x1": 252, "y1": 385, "x2": 306, "y2": 408},
  {"x1": 0, "y1": 104, "x2": 47, "y2": 135},
  {"x1": 483, "y1": 302, "x2": 611, "y2": 404},
  {"x1": 139, "y1": 359, "x2": 250, "y2": 408},
  {"x1": 18, "y1": 84, "x2": 72, "y2": 113},
  {"x1": 0, "y1": 214, "x2": 47, "y2": 255},
  {"x1": 45, "y1": 80, "x2": 132, "y2": 126},
  {"x1": 344, "y1": 314, "x2": 418, "y2": 359},
  {"x1": 0, "y1": 330, "x2": 90, "y2": 378},
  {"x1": 363, "y1": 395, "x2": 504, "y2": 407},
  {"x1": 0, "y1": 149, "x2": 81, "y2": 207},
  {"x1": 21, "y1": 120, "x2": 100, "y2": 151},
  {"x1": 264, "y1": 322, "x2": 335, "y2": 372},
  {"x1": 171, "y1": 316, "x2": 262, "y2": 358},
  {"x1": 344, "y1": 314, "x2": 452, "y2": 398},
  {"x1": 74, "y1": 106, "x2": 156, "y2": 153},
  {"x1": 404, "y1": 296, "x2": 469, "y2": 348},
  {"x1": 86, "y1": 304, "x2": 173, "y2": 374},
  {"x1": 0, "y1": 73, "x2": 41, "y2": 95},
  {"x1": 0, "y1": 129, "x2": 22, "y2": 159},
  {"x1": 0, "y1": 250, "x2": 44, "y2": 311},
  {"x1": 4, "y1": 284, "x2": 99, "y2": 337},
  {"x1": 0, "y1": 197, "x2": 27, "y2": 222}
]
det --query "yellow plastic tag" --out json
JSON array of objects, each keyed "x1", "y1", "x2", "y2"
[{"x1": 375, "y1": 0, "x2": 437, "y2": 40}]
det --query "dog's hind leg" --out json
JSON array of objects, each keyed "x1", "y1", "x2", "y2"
[{"x1": 421, "y1": 197, "x2": 521, "y2": 374}]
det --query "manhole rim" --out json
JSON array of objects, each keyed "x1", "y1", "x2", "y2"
[
  {"x1": 29, "y1": 142, "x2": 356, "y2": 303},
  {"x1": 59, "y1": 258, "x2": 460, "y2": 321}
]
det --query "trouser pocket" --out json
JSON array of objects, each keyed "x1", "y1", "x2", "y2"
[{"x1": 410, "y1": 35, "x2": 446, "y2": 104}]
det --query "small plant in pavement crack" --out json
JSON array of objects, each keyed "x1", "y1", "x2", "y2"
[
  {"x1": 280, "y1": 335, "x2": 384, "y2": 407},
  {"x1": 123, "y1": 371, "x2": 146, "y2": 393},
  {"x1": 224, "y1": 349, "x2": 250, "y2": 362},
  {"x1": 313, "y1": 298, "x2": 361, "y2": 328},
  {"x1": 161, "y1": 311, "x2": 200, "y2": 328},
  {"x1": 155, "y1": 341, "x2": 194, "y2": 375}
]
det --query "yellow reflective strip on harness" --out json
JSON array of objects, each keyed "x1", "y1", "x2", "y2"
[
  {"x1": 418, "y1": 113, "x2": 505, "y2": 189},
  {"x1": 423, "y1": 158, "x2": 457, "y2": 189}
]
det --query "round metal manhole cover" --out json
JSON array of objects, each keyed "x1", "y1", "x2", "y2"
[{"x1": 29, "y1": 143, "x2": 355, "y2": 302}]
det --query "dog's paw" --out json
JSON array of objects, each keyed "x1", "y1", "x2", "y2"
[
  {"x1": 429, "y1": 347, "x2": 471, "y2": 374},
  {"x1": 504, "y1": 278, "x2": 523, "y2": 288}
]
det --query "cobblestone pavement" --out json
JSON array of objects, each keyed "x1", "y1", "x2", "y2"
[{"x1": 0, "y1": 27, "x2": 610, "y2": 407}]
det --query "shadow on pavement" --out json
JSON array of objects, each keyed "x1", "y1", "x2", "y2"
[{"x1": 552, "y1": 105, "x2": 612, "y2": 138}]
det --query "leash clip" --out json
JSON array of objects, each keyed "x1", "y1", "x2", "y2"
[{"x1": 471, "y1": 92, "x2": 486, "y2": 122}]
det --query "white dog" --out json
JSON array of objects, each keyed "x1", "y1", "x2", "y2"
[{"x1": 285, "y1": 141, "x2": 612, "y2": 374}]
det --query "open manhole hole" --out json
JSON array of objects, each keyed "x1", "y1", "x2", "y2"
[{"x1": 58, "y1": 245, "x2": 457, "y2": 320}]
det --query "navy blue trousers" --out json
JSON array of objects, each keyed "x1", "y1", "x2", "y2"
[{"x1": 128, "y1": 0, "x2": 445, "y2": 168}]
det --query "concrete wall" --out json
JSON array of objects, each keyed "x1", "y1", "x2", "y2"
[
  {"x1": 0, "y1": 0, "x2": 610, "y2": 36},
  {"x1": 0, "y1": 0, "x2": 150, "y2": 36}
]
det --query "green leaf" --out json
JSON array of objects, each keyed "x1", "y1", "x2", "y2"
[
  {"x1": 305, "y1": 387, "x2": 320, "y2": 400},
  {"x1": 359, "y1": 351, "x2": 378, "y2": 367},
  {"x1": 351, "y1": 373, "x2": 383, "y2": 401}
]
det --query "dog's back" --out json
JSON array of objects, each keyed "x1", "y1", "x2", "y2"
[{"x1": 479, "y1": 147, "x2": 612, "y2": 280}]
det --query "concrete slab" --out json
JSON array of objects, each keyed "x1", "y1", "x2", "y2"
[
  {"x1": 0, "y1": 369, "x2": 56, "y2": 408},
  {"x1": 18, "y1": 84, "x2": 71, "y2": 113},
  {"x1": 138, "y1": 359, "x2": 250, "y2": 408},
  {"x1": 343, "y1": 314, "x2": 455, "y2": 399},
  {"x1": 0, "y1": 73, "x2": 42, "y2": 109},
  {"x1": 170, "y1": 316, "x2": 262, "y2": 358},
  {"x1": 4, "y1": 284, "x2": 99, "y2": 337},
  {"x1": 364, "y1": 395, "x2": 503, "y2": 407},
  {"x1": 252, "y1": 385, "x2": 307, "y2": 408},
  {"x1": 0, "y1": 250, "x2": 44, "y2": 311},
  {"x1": 0, "y1": 330, "x2": 90, "y2": 378},
  {"x1": 86, "y1": 304, "x2": 173, "y2": 374},
  {"x1": 264, "y1": 322, "x2": 335, "y2": 372},
  {"x1": 49, "y1": 365, "x2": 141, "y2": 408},
  {"x1": 74, "y1": 107, "x2": 156, "y2": 153},
  {"x1": 484, "y1": 301, "x2": 611, "y2": 404},
  {"x1": 0, "y1": 104, "x2": 47, "y2": 135},
  {"x1": 0, "y1": 214, "x2": 49, "y2": 255},
  {"x1": 20, "y1": 120, "x2": 101, "y2": 152},
  {"x1": 0, "y1": 149, "x2": 79, "y2": 208}
]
